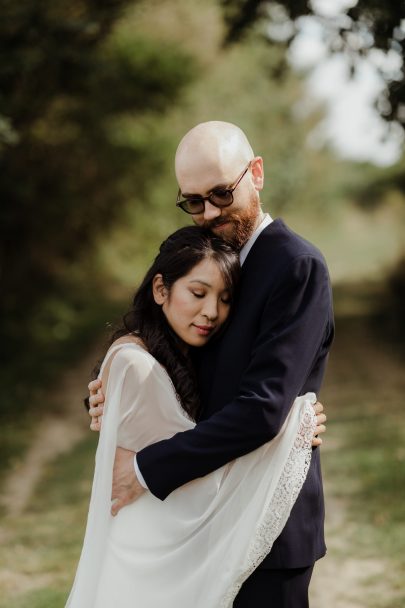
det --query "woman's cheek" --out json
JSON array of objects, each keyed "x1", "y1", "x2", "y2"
[{"x1": 219, "y1": 304, "x2": 230, "y2": 323}]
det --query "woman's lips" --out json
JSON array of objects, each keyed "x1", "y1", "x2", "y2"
[{"x1": 193, "y1": 324, "x2": 215, "y2": 336}]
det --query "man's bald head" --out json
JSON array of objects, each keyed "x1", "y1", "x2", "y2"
[
  {"x1": 174, "y1": 121, "x2": 264, "y2": 249},
  {"x1": 175, "y1": 121, "x2": 254, "y2": 189}
]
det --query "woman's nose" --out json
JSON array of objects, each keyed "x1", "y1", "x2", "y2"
[{"x1": 202, "y1": 297, "x2": 219, "y2": 321}]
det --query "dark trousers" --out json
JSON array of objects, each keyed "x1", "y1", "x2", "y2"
[{"x1": 233, "y1": 565, "x2": 314, "y2": 608}]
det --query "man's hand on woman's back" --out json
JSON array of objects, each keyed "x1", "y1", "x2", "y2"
[{"x1": 88, "y1": 378, "x2": 104, "y2": 431}]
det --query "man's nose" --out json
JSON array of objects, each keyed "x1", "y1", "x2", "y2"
[{"x1": 203, "y1": 200, "x2": 222, "y2": 222}]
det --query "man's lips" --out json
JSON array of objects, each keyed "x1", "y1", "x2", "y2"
[
  {"x1": 193, "y1": 324, "x2": 216, "y2": 336},
  {"x1": 203, "y1": 217, "x2": 233, "y2": 231},
  {"x1": 212, "y1": 221, "x2": 230, "y2": 231}
]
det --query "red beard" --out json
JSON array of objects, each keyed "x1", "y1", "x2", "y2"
[{"x1": 203, "y1": 194, "x2": 260, "y2": 250}]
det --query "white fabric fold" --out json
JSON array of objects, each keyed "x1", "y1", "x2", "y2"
[{"x1": 66, "y1": 343, "x2": 316, "y2": 608}]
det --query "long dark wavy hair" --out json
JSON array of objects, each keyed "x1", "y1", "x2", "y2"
[{"x1": 94, "y1": 226, "x2": 240, "y2": 420}]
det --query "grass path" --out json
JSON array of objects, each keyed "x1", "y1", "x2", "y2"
[
  {"x1": 311, "y1": 317, "x2": 405, "y2": 608},
  {"x1": 0, "y1": 319, "x2": 404, "y2": 607},
  {"x1": 0, "y1": 347, "x2": 99, "y2": 607},
  {"x1": 310, "y1": 451, "x2": 389, "y2": 608},
  {"x1": 0, "y1": 347, "x2": 98, "y2": 516}
]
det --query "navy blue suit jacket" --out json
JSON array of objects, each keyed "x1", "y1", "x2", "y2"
[{"x1": 137, "y1": 219, "x2": 334, "y2": 568}]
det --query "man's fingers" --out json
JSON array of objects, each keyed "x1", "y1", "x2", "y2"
[
  {"x1": 87, "y1": 380, "x2": 104, "y2": 432},
  {"x1": 110, "y1": 448, "x2": 145, "y2": 515},
  {"x1": 88, "y1": 402, "x2": 103, "y2": 431},
  {"x1": 89, "y1": 404, "x2": 103, "y2": 431},
  {"x1": 89, "y1": 405, "x2": 104, "y2": 417},
  {"x1": 88, "y1": 379, "x2": 102, "y2": 395},
  {"x1": 312, "y1": 436, "x2": 323, "y2": 447},
  {"x1": 110, "y1": 495, "x2": 133, "y2": 516},
  {"x1": 111, "y1": 498, "x2": 123, "y2": 517},
  {"x1": 89, "y1": 393, "x2": 104, "y2": 408},
  {"x1": 90, "y1": 419, "x2": 101, "y2": 432},
  {"x1": 315, "y1": 424, "x2": 326, "y2": 435}
]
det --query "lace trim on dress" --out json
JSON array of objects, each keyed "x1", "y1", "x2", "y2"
[{"x1": 219, "y1": 400, "x2": 316, "y2": 608}]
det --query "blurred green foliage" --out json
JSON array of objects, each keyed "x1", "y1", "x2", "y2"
[
  {"x1": 0, "y1": 4, "x2": 404, "y2": 604},
  {"x1": 0, "y1": 0, "x2": 404, "y2": 424},
  {"x1": 320, "y1": 315, "x2": 405, "y2": 607},
  {"x1": 221, "y1": 0, "x2": 405, "y2": 135},
  {"x1": 0, "y1": 0, "x2": 196, "y2": 416},
  {"x1": 0, "y1": 434, "x2": 98, "y2": 607}
]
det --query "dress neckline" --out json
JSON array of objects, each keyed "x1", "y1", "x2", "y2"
[
  {"x1": 99, "y1": 341, "x2": 147, "y2": 378},
  {"x1": 99, "y1": 341, "x2": 194, "y2": 422}
]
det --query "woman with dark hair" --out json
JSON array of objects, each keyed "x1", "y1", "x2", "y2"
[
  {"x1": 103, "y1": 225, "x2": 240, "y2": 421},
  {"x1": 66, "y1": 226, "x2": 317, "y2": 608}
]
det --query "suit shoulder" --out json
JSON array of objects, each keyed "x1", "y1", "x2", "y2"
[{"x1": 261, "y1": 219, "x2": 328, "y2": 269}]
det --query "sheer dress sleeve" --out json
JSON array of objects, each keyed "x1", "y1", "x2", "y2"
[{"x1": 102, "y1": 345, "x2": 194, "y2": 452}]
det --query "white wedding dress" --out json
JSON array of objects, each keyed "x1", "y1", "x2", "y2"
[{"x1": 66, "y1": 342, "x2": 316, "y2": 608}]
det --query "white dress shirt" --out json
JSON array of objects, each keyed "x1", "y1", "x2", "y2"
[
  {"x1": 239, "y1": 213, "x2": 273, "y2": 266},
  {"x1": 134, "y1": 212, "x2": 273, "y2": 489}
]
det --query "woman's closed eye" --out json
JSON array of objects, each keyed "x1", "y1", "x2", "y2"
[{"x1": 191, "y1": 290, "x2": 230, "y2": 304}]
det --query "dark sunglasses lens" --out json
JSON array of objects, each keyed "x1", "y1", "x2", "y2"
[
  {"x1": 210, "y1": 189, "x2": 233, "y2": 207},
  {"x1": 181, "y1": 198, "x2": 204, "y2": 214}
]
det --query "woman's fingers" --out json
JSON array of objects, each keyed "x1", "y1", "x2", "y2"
[
  {"x1": 313, "y1": 400, "x2": 323, "y2": 414},
  {"x1": 312, "y1": 422, "x2": 326, "y2": 446},
  {"x1": 316, "y1": 412, "x2": 327, "y2": 425},
  {"x1": 312, "y1": 401, "x2": 327, "y2": 447},
  {"x1": 313, "y1": 401, "x2": 327, "y2": 426}
]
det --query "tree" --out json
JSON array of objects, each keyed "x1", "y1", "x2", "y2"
[
  {"x1": 0, "y1": 0, "x2": 195, "y2": 413},
  {"x1": 221, "y1": 0, "x2": 405, "y2": 132}
]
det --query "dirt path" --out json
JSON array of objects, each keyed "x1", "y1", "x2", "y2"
[
  {"x1": 310, "y1": 317, "x2": 404, "y2": 607},
  {"x1": 310, "y1": 458, "x2": 386, "y2": 608},
  {"x1": 0, "y1": 346, "x2": 100, "y2": 516},
  {"x1": 0, "y1": 320, "x2": 402, "y2": 606}
]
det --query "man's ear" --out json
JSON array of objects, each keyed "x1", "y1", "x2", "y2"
[
  {"x1": 152, "y1": 274, "x2": 168, "y2": 305},
  {"x1": 251, "y1": 156, "x2": 264, "y2": 191}
]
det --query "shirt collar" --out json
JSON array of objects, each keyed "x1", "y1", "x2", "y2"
[{"x1": 239, "y1": 213, "x2": 273, "y2": 266}]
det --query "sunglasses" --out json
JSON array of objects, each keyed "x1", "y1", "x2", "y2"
[{"x1": 176, "y1": 161, "x2": 252, "y2": 215}]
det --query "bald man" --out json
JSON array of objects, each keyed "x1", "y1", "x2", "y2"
[{"x1": 89, "y1": 122, "x2": 333, "y2": 607}]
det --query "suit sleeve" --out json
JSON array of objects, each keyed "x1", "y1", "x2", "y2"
[{"x1": 137, "y1": 254, "x2": 333, "y2": 500}]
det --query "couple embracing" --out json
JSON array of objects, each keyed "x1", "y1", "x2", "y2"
[{"x1": 66, "y1": 121, "x2": 334, "y2": 607}]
